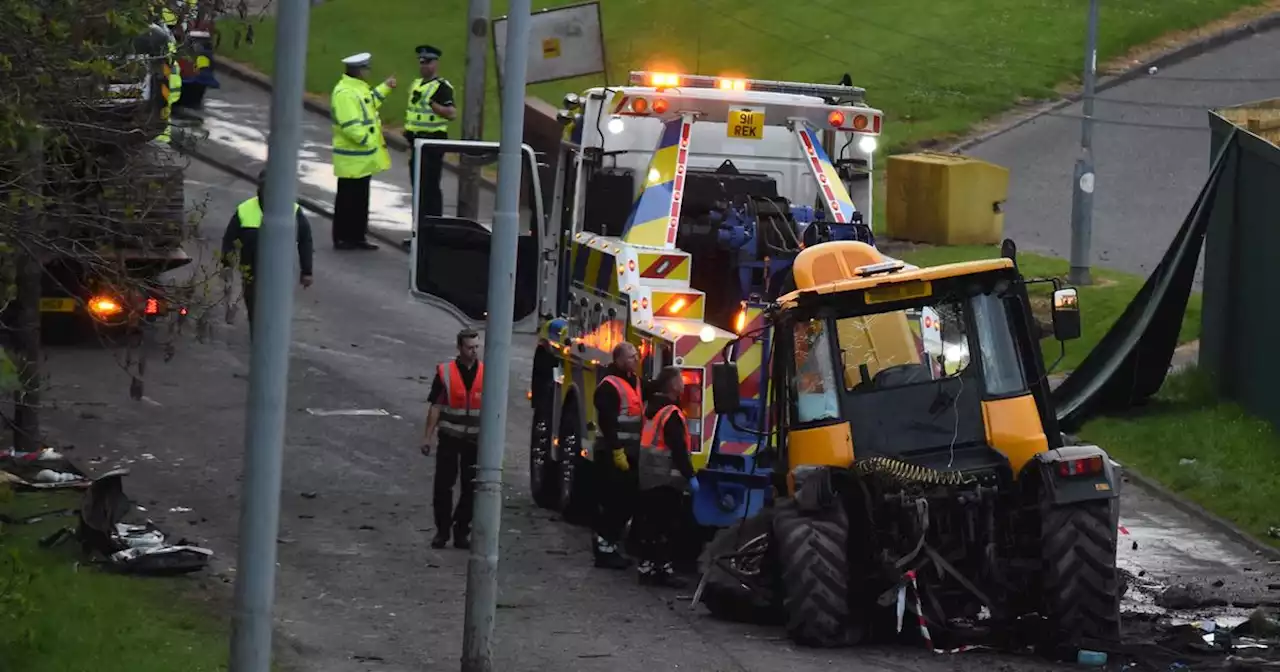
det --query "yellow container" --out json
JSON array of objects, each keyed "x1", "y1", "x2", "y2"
[
  {"x1": 885, "y1": 152, "x2": 1010, "y2": 245},
  {"x1": 1215, "y1": 98, "x2": 1280, "y2": 147}
]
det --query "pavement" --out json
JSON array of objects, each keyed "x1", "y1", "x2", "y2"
[
  {"x1": 962, "y1": 27, "x2": 1280, "y2": 282},
  {"x1": 30, "y1": 55, "x2": 1280, "y2": 671}
]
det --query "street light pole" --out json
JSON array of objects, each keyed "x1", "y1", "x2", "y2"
[
  {"x1": 1068, "y1": 0, "x2": 1100, "y2": 286},
  {"x1": 227, "y1": 0, "x2": 309, "y2": 667},
  {"x1": 456, "y1": 0, "x2": 490, "y2": 221},
  {"x1": 460, "y1": 0, "x2": 530, "y2": 670}
]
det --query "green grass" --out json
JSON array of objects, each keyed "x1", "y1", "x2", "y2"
[
  {"x1": 1080, "y1": 367, "x2": 1280, "y2": 548},
  {"x1": 218, "y1": 0, "x2": 1270, "y2": 147},
  {"x1": 895, "y1": 244, "x2": 1202, "y2": 373},
  {"x1": 0, "y1": 487, "x2": 229, "y2": 672}
]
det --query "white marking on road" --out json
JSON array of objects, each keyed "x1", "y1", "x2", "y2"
[
  {"x1": 203, "y1": 100, "x2": 413, "y2": 232},
  {"x1": 371, "y1": 333, "x2": 407, "y2": 345},
  {"x1": 292, "y1": 340, "x2": 383, "y2": 362},
  {"x1": 305, "y1": 408, "x2": 392, "y2": 417}
]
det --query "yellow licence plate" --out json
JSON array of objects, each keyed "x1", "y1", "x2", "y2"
[
  {"x1": 727, "y1": 109, "x2": 763, "y2": 140},
  {"x1": 864, "y1": 281, "x2": 933, "y2": 305},
  {"x1": 39, "y1": 298, "x2": 76, "y2": 313}
]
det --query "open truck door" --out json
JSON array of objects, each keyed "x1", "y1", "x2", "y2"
[{"x1": 408, "y1": 139, "x2": 549, "y2": 334}]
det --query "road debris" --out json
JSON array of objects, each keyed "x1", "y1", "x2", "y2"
[{"x1": 304, "y1": 408, "x2": 392, "y2": 417}]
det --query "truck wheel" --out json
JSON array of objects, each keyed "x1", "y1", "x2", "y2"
[
  {"x1": 699, "y1": 510, "x2": 784, "y2": 625},
  {"x1": 529, "y1": 405, "x2": 559, "y2": 510},
  {"x1": 773, "y1": 499, "x2": 859, "y2": 647},
  {"x1": 1041, "y1": 499, "x2": 1121, "y2": 647},
  {"x1": 556, "y1": 407, "x2": 594, "y2": 526}
]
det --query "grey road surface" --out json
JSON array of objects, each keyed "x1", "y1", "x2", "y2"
[
  {"x1": 963, "y1": 28, "x2": 1280, "y2": 280},
  {"x1": 34, "y1": 156, "x2": 1277, "y2": 672}
]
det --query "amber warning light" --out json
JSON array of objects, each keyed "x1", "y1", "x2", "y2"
[{"x1": 88, "y1": 296, "x2": 123, "y2": 318}]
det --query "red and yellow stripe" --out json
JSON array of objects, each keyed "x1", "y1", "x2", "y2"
[
  {"x1": 650, "y1": 291, "x2": 704, "y2": 320},
  {"x1": 637, "y1": 252, "x2": 690, "y2": 282}
]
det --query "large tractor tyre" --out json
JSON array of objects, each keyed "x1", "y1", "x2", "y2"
[
  {"x1": 773, "y1": 500, "x2": 860, "y2": 648},
  {"x1": 556, "y1": 407, "x2": 596, "y2": 526},
  {"x1": 1041, "y1": 499, "x2": 1122, "y2": 648},
  {"x1": 699, "y1": 511, "x2": 784, "y2": 625},
  {"x1": 528, "y1": 396, "x2": 560, "y2": 510}
]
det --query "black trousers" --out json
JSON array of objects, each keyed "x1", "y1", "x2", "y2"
[
  {"x1": 433, "y1": 437, "x2": 478, "y2": 538},
  {"x1": 631, "y1": 486, "x2": 683, "y2": 564},
  {"x1": 407, "y1": 130, "x2": 447, "y2": 223},
  {"x1": 243, "y1": 277, "x2": 256, "y2": 338},
  {"x1": 333, "y1": 175, "x2": 371, "y2": 246},
  {"x1": 592, "y1": 455, "x2": 637, "y2": 547}
]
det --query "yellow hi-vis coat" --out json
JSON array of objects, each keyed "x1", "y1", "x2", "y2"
[{"x1": 330, "y1": 74, "x2": 393, "y2": 179}]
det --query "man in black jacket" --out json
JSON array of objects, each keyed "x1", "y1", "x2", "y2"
[
  {"x1": 221, "y1": 170, "x2": 315, "y2": 337},
  {"x1": 633, "y1": 366, "x2": 698, "y2": 587},
  {"x1": 590, "y1": 342, "x2": 643, "y2": 570}
]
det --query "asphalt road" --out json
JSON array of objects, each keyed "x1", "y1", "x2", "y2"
[
  {"x1": 30, "y1": 69, "x2": 1280, "y2": 670},
  {"x1": 963, "y1": 27, "x2": 1280, "y2": 281}
]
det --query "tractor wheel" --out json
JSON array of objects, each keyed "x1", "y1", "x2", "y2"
[
  {"x1": 699, "y1": 511, "x2": 784, "y2": 625},
  {"x1": 1041, "y1": 499, "x2": 1122, "y2": 647},
  {"x1": 773, "y1": 499, "x2": 859, "y2": 647},
  {"x1": 528, "y1": 395, "x2": 559, "y2": 510},
  {"x1": 556, "y1": 406, "x2": 595, "y2": 526}
]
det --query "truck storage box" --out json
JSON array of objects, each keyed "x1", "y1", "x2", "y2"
[{"x1": 885, "y1": 153, "x2": 1009, "y2": 245}]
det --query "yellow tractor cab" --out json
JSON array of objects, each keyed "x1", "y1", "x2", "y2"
[{"x1": 698, "y1": 240, "x2": 1121, "y2": 656}]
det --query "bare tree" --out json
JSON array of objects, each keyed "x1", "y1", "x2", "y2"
[{"x1": 0, "y1": 0, "x2": 224, "y2": 451}]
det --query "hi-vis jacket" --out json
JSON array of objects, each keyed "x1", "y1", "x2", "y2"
[
  {"x1": 436, "y1": 360, "x2": 484, "y2": 440},
  {"x1": 330, "y1": 74, "x2": 393, "y2": 179},
  {"x1": 638, "y1": 404, "x2": 691, "y2": 490},
  {"x1": 404, "y1": 77, "x2": 449, "y2": 134},
  {"x1": 592, "y1": 374, "x2": 642, "y2": 461}
]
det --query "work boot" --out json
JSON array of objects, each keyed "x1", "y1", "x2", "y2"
[
  {"x1": 638, "y1": 561, "x2": 687, "y2": 588},
  {"x1": 453, "y1": 526, "x2": 470, "y2": 550},
  {"x1": 430, "y1": 532, "x2": 449, "y2": 549},
  {"x1": 593, "y1": 536, "x2": 632, "y2": 570}
]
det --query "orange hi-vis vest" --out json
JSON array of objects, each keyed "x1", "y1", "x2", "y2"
[
  {"x1": 638, "y1": 404, "x2": 690, "y2": 490},
  {"x1": 437, "y1": 360, "x2": 484, "y2": 439},
  {"x1": 593, "y1": 375, "x2": 643, "y2": 459}
]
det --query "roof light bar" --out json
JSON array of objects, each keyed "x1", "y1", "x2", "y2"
[{"x1": 629, "y1": 71, "x2": 866, "y2": 104}]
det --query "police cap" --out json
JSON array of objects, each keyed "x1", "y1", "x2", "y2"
[
  {"x1": 341, "y1": 52, "x2": 372, "y2": 68},
  {"x1": 416, "y1": 45, "x2": 442, "y2": 62}
]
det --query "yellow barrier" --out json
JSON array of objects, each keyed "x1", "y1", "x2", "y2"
[{"x1": 885, "y1": 152, "x2": 1010, "y2": 245}]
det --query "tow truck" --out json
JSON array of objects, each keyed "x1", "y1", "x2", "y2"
[{"x1": 407, "y1": 71, "x2": 915, "y2": 530}]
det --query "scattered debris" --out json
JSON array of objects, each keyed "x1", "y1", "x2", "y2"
[
  {"x1": 168, "y1": 506, "x2": 193, "y2": 513},
  {"x1": 74, "y1": 470, "x2": 213, "y2": 576},
  {"x1": 1158, "y1": 583, "x2": 1229, "y2": 610},
  {"x1": 1178, "y1": 458, "x2": 1197, "y2": 466}
]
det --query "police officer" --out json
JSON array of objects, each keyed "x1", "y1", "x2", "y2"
[
  {"x1": 422, "y1": 328, "x2": 483, "y2": 550},
  {"x1": 221, "y1": 169, "x2": 315, "y2": 337},
  {"x1": 590, "y1": 342, "x2": 643, "y2": 570},
  {"x1": 633, "y1": 366, "x2": 700, "y2": 587},
  {"x1": 330, "y1": 52, "x2": 396, "y2": 251},
  {"x1": 400, "y1": 44, "x2": 456, "y2": 250}
]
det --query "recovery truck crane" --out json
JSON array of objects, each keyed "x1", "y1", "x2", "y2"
[{"x1": 407, "y1": 70, "x2": 912, "y2": 530}]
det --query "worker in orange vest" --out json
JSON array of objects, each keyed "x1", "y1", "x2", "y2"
[
  {"x1": 590, "y1": 342, "x2": 644, "y2": 570},
  {"x1": 421, "y1": 328, "x2": 483, "y2": 550},
  {"x1": 632, "y1": 366, "x2": 698, "y2": 587}
]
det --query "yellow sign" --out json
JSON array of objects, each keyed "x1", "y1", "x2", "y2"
[
  {"x1": 39, "y1": 298, "x2": 76, "y2": 313},
  {"x1": 727, "y1": 109, "x2": 763, "y2": 140},
  {"x1": 541, "y1": 38, "x2": 561, "y2": 59},
  {"x1": 863, "y1": 281, "x2": 933, "y2": 305}
]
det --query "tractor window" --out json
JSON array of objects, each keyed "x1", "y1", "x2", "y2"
[
  {"x1": 836, "y1": 299, "x2": 971, "y2": 392},
  {"x1": 970, "y1": 293, "x2": 1027, "y2": 397},
  {"x1": 792, "y1": 320, "x2": 840, "y2": 423}
]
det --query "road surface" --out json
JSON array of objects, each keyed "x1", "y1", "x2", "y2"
[
  {"x1": 963, "y1": 27, "x2": 1280, "y2": 280},
  {"x1": 34, "y1": 72, "x2": 1280, "y2": 671}
]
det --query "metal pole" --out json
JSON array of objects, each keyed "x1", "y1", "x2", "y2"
[
  {"x1": 460, "y1": 0, "x2": 530, "y2": 669},
  {"x1": 1068, "y1": 0, "x2": 1099, "y2": 286},
  {"x1": 228, "y1": 0, "x2": 309, "y2": 666},
  {"x1": 456, "y1": 0, "x2": 490, "y2": 221}
]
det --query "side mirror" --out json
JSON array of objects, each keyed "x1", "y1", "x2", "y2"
[
  {"x1": 1051, "y1": 288, "x2": 1081, "y2": 341},
  {"x1": 711, "y1": 362, "x2": 741, "y2": 414}
]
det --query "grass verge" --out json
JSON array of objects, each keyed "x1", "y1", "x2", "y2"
[
  {"x1": 1080, "y1": 367, "x2": 1280, "y2": 549},
  {"x1": 216, "y1": 0, "x2": 1272, "y2": 147},
  {"x1": 0, "y1": 486, "x2": 229, "y2": 672},
  {"x1": 893, "y1": 243, "x2": 1202, "y2": 373}
]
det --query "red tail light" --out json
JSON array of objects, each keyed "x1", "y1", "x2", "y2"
[
  {"x1": 1057, "y1": 455, "x2": 1104, "y2": 478},
  {"x1": 145, "y1": 298, "x2": 159, "y2": 315},
  {"x1": 680, "y1": 369, "x2": 704, "y2": 447}
]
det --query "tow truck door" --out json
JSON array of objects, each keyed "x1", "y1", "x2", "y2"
[{"x1": 408, "y1": 140, "x2": 547, "y2": 334}]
